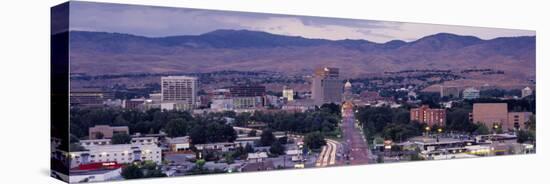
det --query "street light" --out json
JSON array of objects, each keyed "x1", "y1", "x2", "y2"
[
  {"x1": 425, "y1": 126, "x2": 431, "y2": 137},
  {"x1": 437, "y1": 128, "x2": 443, "y2": 133}
]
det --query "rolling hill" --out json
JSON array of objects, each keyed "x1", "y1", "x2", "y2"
[{"x1": 66, "y1": 29, "x2": 535, "y2": 83}]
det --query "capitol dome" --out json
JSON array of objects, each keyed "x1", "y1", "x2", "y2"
[{"x1": 344, "y1": 80, "x2": 352, "y2": 88}]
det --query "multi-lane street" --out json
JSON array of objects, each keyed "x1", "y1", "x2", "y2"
[
  {"x1": 315, "y1": 139, "x2": 339, "y2": 167},
  {"x1": 341, "y1": 104, "x2": 371, "y2": 165}
]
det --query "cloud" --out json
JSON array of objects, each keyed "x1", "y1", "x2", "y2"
[{"x1": 68, "y1": 1, "x2": 535, "y2": 42}]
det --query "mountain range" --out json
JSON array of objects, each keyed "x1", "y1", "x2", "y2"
[{"x1": 67, "y1": 29, "x2": 535, "y2": 81}]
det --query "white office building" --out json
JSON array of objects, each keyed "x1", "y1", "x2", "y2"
[
  {"x1": 69, "y1": 144, "x2": 162, "y2": 168},
  {"x1": 462, "y1": 87, "x2": 480, "y2": 100},
  {"x1": 161, "y1": 76, "x2": 198, "y2": 110}
]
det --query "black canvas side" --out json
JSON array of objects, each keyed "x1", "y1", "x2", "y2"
[{"x1": 51, "y1": 2, "x2": 70, "y2": 183}]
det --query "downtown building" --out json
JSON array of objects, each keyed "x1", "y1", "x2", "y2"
[
  {"x1": 462, "y1": 87, "x2": 480, "y2": 100},
  {"x1": 311, "y1": 67, "x2": 343, "y2": 106},
  {"x1": 229, "y1": 85, "x2": 266, "y2": 109},
  {"x1": 440, "y1": 85, "x2": 461, "y2": 98},
  {"x1": 209, "y1": 85, "x2": 266, "y2": 111},
  {"x1": 70, "y1": 88, "x2": 114, "y2": 107},
  {"x1": 282, "y1": 86, "x2": 294, "y2": 101},
  {"x1": 471, "y1": 103, "x2": 533, "y2": 131},
  {"x1": 161, "y1": 76, "x2": 198, "y2": 111},
  {"x1": 410, "y1": 105, "x2": 446, "y2": 126}
]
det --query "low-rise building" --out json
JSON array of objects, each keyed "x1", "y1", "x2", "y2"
[
  {"x1": 165, "y1": 136, "x2": 191, "y2": 152},
  {"x1": 282, "y1": 99, "x2": 316, "y2": 112},
  {"x1": 194, "y1": 142, "x2": 242, "y2": 152},
  {"x1": 69, "y1": 144, "x2": 162, "y2": 168},
  {"x1": 247, "y1": 152, "x2": 268, "y2": 163},
  {"x1": 89, "y1": 125, "x2": 129, "y2": 139},
  {"x1": 462, "y1": 87, "x2": 480, "y2": 100},
  {"x1": 70, "y1": 166, "x2": 122, "y2": 183},
  {"x1": 80, "y1": 137, "x2": 158, "y2": 148}
]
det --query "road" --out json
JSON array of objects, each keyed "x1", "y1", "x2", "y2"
[
  {"x1": 341, "y1": 105, "x2": 371, "y2": 165},
  {"x1": 315, "y1": 139, "x2": 339, "y2": 167},
  {"x1": 234, "y1": 126, "x2": 340, "y2": 167}
]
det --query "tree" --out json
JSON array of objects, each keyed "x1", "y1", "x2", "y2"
[
  {"x1": 382, "y1": 123, "x2": 420, "y2": 142},
  {"x1": 248, "y1": 130, "x2": 257, "y2": 137},
  {"x1": 474, "y1": 123, "x2": 490, "y2": 135},
  {"x1": 224, "y1": 153, "x2": 235, "y2": 164},
  {"x1": 111, "y1": 133, "x2": 131, "y2": 144},
  {"x1": 304, "y1": 132, "x2": 326, "y2": 150},
  {"x1": 517, "y1": 130, "x2": 535, "y2": 143},
  {"x1": 164, "y1": 118, "x2": 188, "y2": 138},
  {"x1": 446, "y1": 109, "x2": 476, "y2": 132},
  {"x1": 376, "y1": 153, "x2": 384, "y2": 163},
  {"x1": 189, "y1": 126, "x2": 207, "y2": 144},
  {"x1": 244, "y1": 143, "x2": 254, "y2": 153},
  {"x1": 393, "y1": 110, "x2": 410, "y2": 124},
  {"x1": 121, "y1": 165, "x2": 143, "y2": 179},
  {"x1": 260, "y1": 129, "x2": 276, "y2": 146},
  {"x1": 269, "y1": 141, "x2": 285, "y2": 156}
]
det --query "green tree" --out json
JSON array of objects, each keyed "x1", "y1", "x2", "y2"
[
  {"x1": 164, "y1": 118, "x2": 188, "y2": 138},
  {"x1": 121, "y1": 165, "x2": 143, "y2": 179},
  {"x1": 474, "y1": 123, "x2": 490, "y2": 135},
  {"x1": 517, "y1": 130, "x2": 535, "y2": 143},
  {"x1": 393, "y1": 110, "x2": 410, "y2": 124},
  {"x1": 269, "y1": 141, "x2": 285, "y2": 156},
  {"x1": 260, "y1": 129, "x2": 276, "y2": 146},
  {"x1": 304, "y1": 132, "x2": 326, "y2": 150},
  {"x1": 111, "y1": 133, "x2": 131, "y2": 144}
]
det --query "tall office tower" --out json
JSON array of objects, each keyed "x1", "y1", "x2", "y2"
[
  {"x1": 311, "y1": 67, "x2": 342, "y2": 106},
  {"x1": 161, "y1": 76, "x2": 198, "y2": 110}
]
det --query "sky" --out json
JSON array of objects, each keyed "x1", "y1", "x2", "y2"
[{"x1": 69, "y1": 1, "x2": 535, "y2": 43}]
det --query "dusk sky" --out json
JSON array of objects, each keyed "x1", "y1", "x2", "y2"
[{"x1": 69, "y1": 1, "x2": 535, "y2": 43}]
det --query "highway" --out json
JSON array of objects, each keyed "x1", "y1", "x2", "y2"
[{"x1": 315, "y1": 139, "x2": 340, "y2": 167}]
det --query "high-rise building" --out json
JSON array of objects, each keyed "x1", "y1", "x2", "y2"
[
  {"x1": 311, "y1": 67, "x2": 342, "y2": 105},
  {"x1": 522, "y1": 87, "x2": 533, "y2": 98},
  {"x1": 161, "y1": 76, "x2": 198, "y2": 110},
  {"x1": 462, "y1": 87, "x2": 480, "y2": 100},
  {"x1": 410, "y1": 105, "x2": 446, "y2": 126},
  {"x1": 282, "y1": 86, "x2": 294, "y2": 101}
]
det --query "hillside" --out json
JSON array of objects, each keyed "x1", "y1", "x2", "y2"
[{"x1": 67, "y1": 29, "x2": 535, "y2": 84}]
